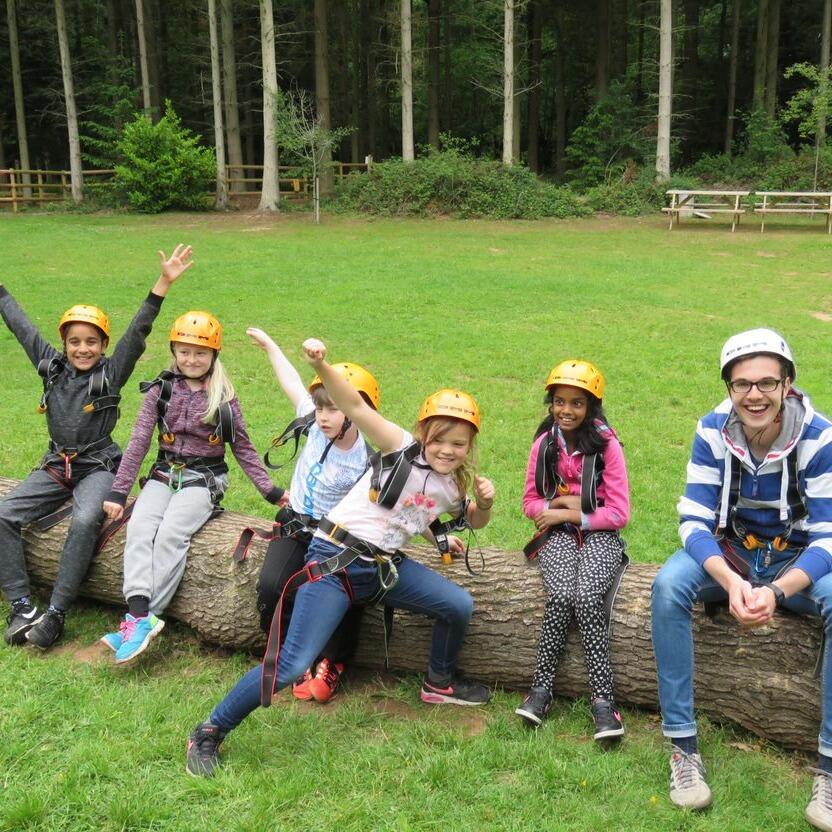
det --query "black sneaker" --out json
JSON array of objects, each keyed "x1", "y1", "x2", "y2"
[
  {"x1": 591, "y1": 697, "x2": 624, "y2": 741},
  {"x1": 515, "y1": 687, "x2": 553, "y2": 727},
  {"x1": 26, "y1": 609, "x2": 65, "y2": 650},
  {"x1": 4, "y1": 601, "x2": 43, "y2": 646},
  {"x1": 420, "y1": 673, "x2": 492, "y2": 706},
  {"x1": 186, "y1": 722, "x2": 228, "y2": 777}
]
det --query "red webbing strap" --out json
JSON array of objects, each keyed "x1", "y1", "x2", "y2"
[
  {"x1": 231, "y1": 524, "x2": 281, "y2": 563},
  {"x1": 95, "y1": 499, "x2": 137, "y2": 554},
  {"x1": 719, "y1": 537, "x2": 751, "y2": 578}
]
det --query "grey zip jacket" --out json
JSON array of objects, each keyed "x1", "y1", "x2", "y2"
[{"x1": 0, "y1": 286, "x2": 164, "y2": 471}]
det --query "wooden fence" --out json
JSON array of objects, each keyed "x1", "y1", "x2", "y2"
[{"x1": 0, "y1": 160, "x2": 372, "y2": 212}]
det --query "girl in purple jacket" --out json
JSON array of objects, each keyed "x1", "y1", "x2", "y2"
[
  {"x1": 99, "y1": 310, "x2": 286, "y2": 665},
  {"x1": 515, "y1": 360, "x2": 631, "y2": 743}
]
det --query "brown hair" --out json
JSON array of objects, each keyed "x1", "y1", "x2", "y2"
[{"x1": 414, "y1": 416, "x2": 478, "y2": 497}]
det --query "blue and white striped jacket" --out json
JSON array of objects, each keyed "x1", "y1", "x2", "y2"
[{"x1": 677, "y1": 390, "x2": 832, "y2": 582}]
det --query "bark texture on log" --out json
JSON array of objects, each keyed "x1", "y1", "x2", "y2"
[{"x1": 1, "y1": 476, "x2": 820, "y2": 752}]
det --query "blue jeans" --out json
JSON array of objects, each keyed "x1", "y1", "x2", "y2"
[
  {"x1": 211, "y1": 538, "x2": 474, "y2": 731},
  {"x1": 652, "y1": 546, "x2": 832, "y2": 754}
]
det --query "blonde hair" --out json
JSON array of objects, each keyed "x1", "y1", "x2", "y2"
[
  {"x1": 170, "y1": 354, "x2": 235, "y2": 426},
  {"x1": 414, "y1": 416, "x2": 478, "y2": 497}
]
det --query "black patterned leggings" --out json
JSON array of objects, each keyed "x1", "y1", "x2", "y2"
[{"x1": 531, "y1": 529, "x2": 624, "y2": 700}]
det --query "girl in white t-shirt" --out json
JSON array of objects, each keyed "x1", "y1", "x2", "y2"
[
  {"x1": 185, "y1": 338, "x2": 496, "y2": 777},
  {"x1": 247, "y1": 327, "x2": 379, "y2": 704}
]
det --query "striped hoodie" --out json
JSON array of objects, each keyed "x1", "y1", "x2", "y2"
[{"x1": 678, "y1": 390, "x2": 832, "y2": 582}]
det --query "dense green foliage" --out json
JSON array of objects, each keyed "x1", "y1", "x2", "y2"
[
  {"x1": 334, "y1": 148, "x2": 589, "y2": 219},
  {"x1": 114, "y1": 104, "x2": 216, "y2": 213}
]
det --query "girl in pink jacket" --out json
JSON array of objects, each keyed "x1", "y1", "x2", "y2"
[{"x1": 515, "y1": 360, "x2": 631, "y2": 743}]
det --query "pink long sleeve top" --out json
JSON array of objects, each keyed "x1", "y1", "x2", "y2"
[{"x1": 523, "y1": 427, "x2": 631, "y2": 531}]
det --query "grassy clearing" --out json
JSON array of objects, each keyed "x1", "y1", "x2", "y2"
[{"x1": 0, "y1": 212, "x2": 829, "y2": 830}]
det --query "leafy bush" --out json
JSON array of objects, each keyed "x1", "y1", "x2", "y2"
[
  {"x1": 114, "y1": 102, "x2": 216, "y2": 213},
  {"x1": 564, "y1": 80, "x2": 654, "y2": 190},
  {"x1": 334, "y1": 149, "x2": 589, "y2": 219}
]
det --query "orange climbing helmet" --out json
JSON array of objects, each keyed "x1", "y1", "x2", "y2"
[
  {"x1": 169, "y1": 311, "x2": 223, "y2": 351},
  {"x1": 418, "y1": 389, "x2": 481, "y2": 433},
  {"x1": 545, "y1": 360, "x2": 606, "y2": 400},
  {"x1": 58, "y1": 304, "x2": 110, "y2": 339},
  {"x1": 310, "y1": 362, "x2": 381, "y2": 410}
]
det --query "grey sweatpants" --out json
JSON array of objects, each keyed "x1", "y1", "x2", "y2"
[
  {"x1": 0, "y1": 467, "x2": 112, "y2": 610},
  {"x1": 122, "y1": 474, "x2": 226, "y2": 615}
]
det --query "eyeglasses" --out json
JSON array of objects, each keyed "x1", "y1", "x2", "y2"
[{"x1": 726, "y1": 377, "x2": 786, "y2": 394}]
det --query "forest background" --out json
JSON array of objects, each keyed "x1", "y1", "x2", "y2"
[{"x1": 2, "y1": 0, "x2": 832, "y2": 218}]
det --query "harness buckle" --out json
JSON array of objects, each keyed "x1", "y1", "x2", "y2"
[
  {"x1": 208, "y1": 434, "x2": 221, "y2": 446},
  {"x1": 37, "y1": 403, "x2": 47, "y2": 414},
  {"x1": 304, "y1": 561, "x2": 324, "y2": 583},
  {"x1": 83, "y1": 403, "x2": 95, "y2": 414},
  {"x1": 161, "y1": 432, "x2": 175, "y2": 444},
  {"x1": 369, "y1": 488, "x2": 380, "y2": 503},
  {"x1": 773, "y1": 536, "x2": 788, "y2": 552}
]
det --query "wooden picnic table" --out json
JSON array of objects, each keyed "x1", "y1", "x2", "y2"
[
  {"x1": 663, "y1": 189, "x2": 750, "y2": 232},
  {"x1": 754, "y1": 191, "x2": 832, "y2": 234}
]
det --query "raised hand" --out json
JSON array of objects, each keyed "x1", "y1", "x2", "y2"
[
  {"x1": 247, "y1": 327, "x2": 276, "y2": 351},
  {"x1": 158, "y1": 244, "x2": 194, "y2": 285},
  {"x1": 302, "y1": 337, "x2": 327, "y2": 366},
  {"x1": 474, "y1": 474, "x2": 495, "y2": 509}
]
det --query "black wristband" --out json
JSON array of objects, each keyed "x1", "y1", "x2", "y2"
[{"x1": 760, "y1": 581, "x2": 786, "y2": 607}]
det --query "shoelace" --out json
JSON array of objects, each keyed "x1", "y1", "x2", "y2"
[
  {"x1": 120, "y1": 618, "x2": 137, "y2": 641},
  {"x1": 316, "y1": 659, "x2": 340, "y2": 688},
  {"x1": 671, "y1": 748, "x2": 706, "y2": 789},
  {"x1": 809, "y1": 769, "x2": 832, "y2": 811}
]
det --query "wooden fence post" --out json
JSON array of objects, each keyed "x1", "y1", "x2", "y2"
[{"x1": 10, "y1": 168, "x2": 18, "y2": 214}]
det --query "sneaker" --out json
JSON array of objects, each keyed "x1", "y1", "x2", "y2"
[
  {"x1": 25, "y1": 609, "x2": 65, "y2": 650},
  {"x1": 420, "y1": 673, "x2": 492, "y2": 706},
  {"x1": 4, "y1": 601, "x2": 42, "y2": 646},
  {"x1": 292, "y1": 668, "x2": 314, "y2": 701},
  {"x1": 114, "y1": 614, "x2": 165, "y2": 665},
  {"x1": 591, "y1": 697, "x2": 624, "y2": 741},
  {"x1": 806, "y1": 769, "x2": 832, "y2": 832},
  {"x1": 515, "y1": 687, "x2": 552, "y2": 727},
  {"x1": 669, "y1": 746, "x2": 713, "y2": 810},
  {"x1": 100, "y1": 629, "x2": 123, "y2": 652},
  {"x1": 308, "y1": 658, "x2": 345, "y2": 703},
  {"x1": 186, "y1": 722, "x2": 227, "y2": 777}
]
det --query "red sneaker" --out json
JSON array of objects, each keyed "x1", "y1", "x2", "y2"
[
  {"x1": 292, "y1": 668, "x2": 314, "y2": 701},
  {"x1": 308, "y1": 658, "x2": 345, "y2": 703}
]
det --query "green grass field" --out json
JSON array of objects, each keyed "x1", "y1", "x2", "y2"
[{"x1": 0, "y1": 211, "x2": 830, "y2": 830}]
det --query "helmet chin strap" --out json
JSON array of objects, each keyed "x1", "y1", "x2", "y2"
[{"x1": 336, "y1": 416, "x2": 352, "y2": 441}]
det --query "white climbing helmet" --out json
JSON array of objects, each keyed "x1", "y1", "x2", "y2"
[{"x1": 719, "y1": 328, "x2": 795, "y2": 380}]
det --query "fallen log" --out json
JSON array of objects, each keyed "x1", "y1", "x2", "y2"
[{"x1": 1, "y1": 475, "x2": 821, "y2": 752}]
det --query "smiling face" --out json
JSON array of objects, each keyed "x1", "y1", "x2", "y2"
[
  {"x1": 727, "y1": 355, "x2": 790, "y2": 439},
  {"x1": 550, "y1": 385, "x2": 590, "y2": 436},
  {"x1": 422, "y1": 418, "x2": 474, "y2": 475},
  {"x1": 172, "y1": 342, "x2": 214, "y2": 379},
  {"x1": 63, "y1": 323, "x2": 107, "y2": 371}
]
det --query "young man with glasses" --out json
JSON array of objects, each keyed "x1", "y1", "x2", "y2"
[{"x1": 651, "y1": 328, "x2": 832, "y2": 831}]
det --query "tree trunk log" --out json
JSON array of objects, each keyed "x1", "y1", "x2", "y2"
[{"x1": 2, "y1": 476, "x2": 820, "y2": 753}]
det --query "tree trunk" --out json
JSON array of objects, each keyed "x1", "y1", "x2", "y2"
[
  {"x1": 818, "y1": 0, "x2": 832, "y2": 149},
  {"x1": 527, "y1": 0, "x2": 542, "y2": 173},
  {"x1": 724, "y1": 0, "x2": 741, "y2": 154},
  {"x1": 208, "y1": 0, "x2": 228, "y2": 210},
  {"x1": 764, "y1": 0, "x2": 780, "y2": 118},
  {"x1": 400, "y1": 0, "x2": 414, "y2": 161},
  {"x1": 54, "y1": 0, "x2": 83, "y2": 203},
  {"x1": 6, "y1": 0, "x2": 31, "y2": 197},
  {"x1": 635, "y1": 0, "x2": 645, "y2": 104},
  {"x1": 313, "y1": 0, "x2": 334, "y2": 193},
  {"x1": 134, "y1": 0, "x2": 152, "y2": 114},
  {"x1": 752, "y1": 0, "x2": 768, "y2": 113},
  {"x1": 442, "y1": 0, "x2": 452, "y2": 136},
  {"x1": 258, "y1": 0, "x2": 280, "y2": 211},
  {"x1": 502, "y1": 0, "x2": 514, "y2": 166},
  {"x1": 682, "y1": 0, "x2": 699, "y2": 131},
  {"x1": 5, "y1": 474, "x2": 822, "y2": 754},
  {"x1": 553, "y1": 3, "x2": 566, "y2": 178},
  {"x1": 595, "y1": 0, "x2": 610, "y2": 102},
  {"x1": 360, "y1": 0, "x2": 375, "y2": 159},
  {"x1": 656, "y1": 0, "x2": 672, "y2": 181},
  {"x1": 220, "y1": 0, "x2": 245, "y2": 192},
  {"x1": 427, "y1": 0, "x2": 441, "y2": 149}
]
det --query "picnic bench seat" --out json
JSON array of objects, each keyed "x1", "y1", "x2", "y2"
[
  {"x1": 663, "y1": 190, "x2": 750, "y2": 232},
  {"x1": 754, "y1": 192, "x2": 832, "y2": 233}
]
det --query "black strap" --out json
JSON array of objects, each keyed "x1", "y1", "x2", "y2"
[
  {"x1": 580, "y1": 453, "x2": 599, "y2": 515},
  {"x1": 36, "y1": 355, "x2": 66, "y2": 413},
  {"x1": 264, "y1": 412, "x2": 316, "y2": 470},
  {"x1": 368, "y1": 441, "x2": 423, "y2": 508},
  {"x1": 534, "y1": 429, "x2": 562, "y2": 501},
  {"x1": 140, "y1": 370, "x2": 177, "y2": 440},
  {"x1": 210, "y1": 401, "x2": 236, "y2": 445},
  {"x1": 32, "y1": 503, "x2": 74, "y2": 532}
]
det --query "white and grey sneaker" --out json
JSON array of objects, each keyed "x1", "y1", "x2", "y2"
[
  {"x1": 669, "y1": 746, "x2": 712, "y2": 810},
  {"x1": 806, "y1": 769, "x2": 832, "y2": 832},
  {"x1": 4, "y1": 601, "x2": 43, "y2": 646}
]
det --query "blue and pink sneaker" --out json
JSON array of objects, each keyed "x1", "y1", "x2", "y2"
[{"x1": 114, "y1": 614, "x2": 165, "y2": 665}]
